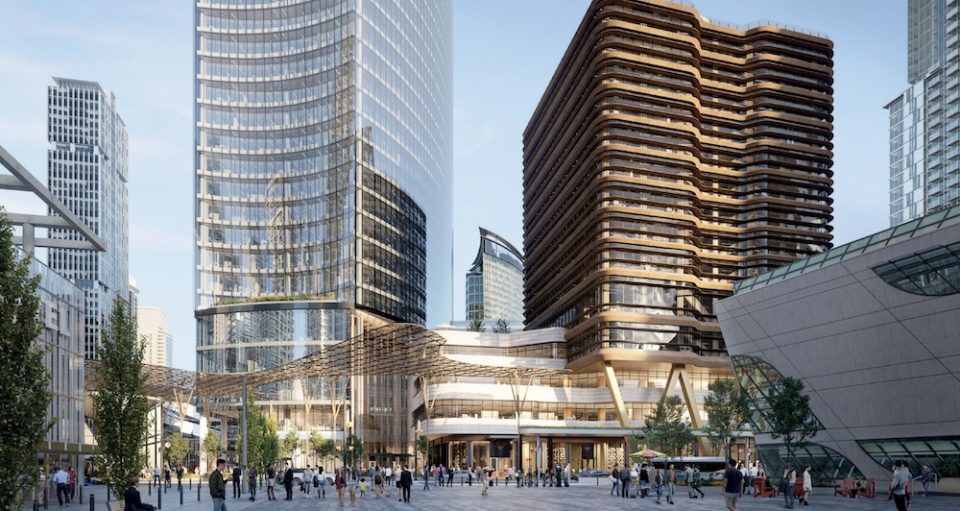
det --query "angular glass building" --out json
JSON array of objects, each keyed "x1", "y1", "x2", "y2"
[
  {"x1": 465, "y1": 227, "x2": 524, "y2": 325},
  {"x1": 887, "y1": 0, "x2": 960, "y2": 226},
  {"x1": 47, "y1": 77, "x2": 130, "y2": 360},
  {"x1": 194, "y1": 0, "x2": 452, "y2": 460}
]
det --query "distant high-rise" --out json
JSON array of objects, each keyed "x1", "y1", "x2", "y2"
[
  {"x1": 888, "y1": 0, "x2": 960, "y2": 225},
  {"x1": 194, "y1": 0, "x2": 452, "y2": 458},
  {"x1": 47, "y1": 77, "x2": 129, "y2": 360},
  {"x1": 138, "y1": 306, "x2": 173, "y2": 367},
  {"x1": 465, "y1": 228, "x2": 524, "y2": 324},
  {"x1": 523, "y1": 0, "x2": 833, "y2": 430}
]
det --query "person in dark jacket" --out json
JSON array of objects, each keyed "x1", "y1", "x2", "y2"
[
  {"x1": 232, "y1": 464, "x2": 242, "y2": 498},
  {"x1": 209, "y1": 459, "x2": 227, "y2": 511},
  {"x1": 283, "y1": 462, "x2": 294, "y2": 500},
  {"x1": 399, "y1": 466, "x2": 413, "y2": 503},
  {"x1": 124, "y1": 477, "x2": 155, "y2": 511}
]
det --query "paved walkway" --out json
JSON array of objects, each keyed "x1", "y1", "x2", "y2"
[{"x1": 31, "y1": 481, "x2": 959, "y2": 511}]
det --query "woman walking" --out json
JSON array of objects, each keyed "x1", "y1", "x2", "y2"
[
  {"x1": 335, "y1": 469, "x2": 346, "y2": 507},
  {"x1": 800, "y1": 465, "x2": 812, "y2": 506}
]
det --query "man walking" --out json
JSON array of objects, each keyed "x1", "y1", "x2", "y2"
[
  {"x1": 691, "y1": 465, "x2": 705, "y2": 499},
  {"x1": 283, "y1": 462, "x2": 294, "y2": 500},
  {"x1": 782, "y1": 465, "x2": 797, "y2": 509},
  {"x1": 722, "y1": 459, "x2": 744, "y2": 511},
  {"x1": 210, "y1": 459, "x2": 227, "y2": 511},
  {"x1": 422, "y1": 465, "x2": 430, "y2": 491},
  {"x1": 889, "y1": 460, "x2": 911, "y2": 511},
  {"x1": 231, "y1": 464, "x2": 242, "y2": 498},
  {"x1": 53, "y1": 466, "x2": 70, "y2": 506},
  {"x1": 399, "y1": 465, "x2": 413, "y2": 503}
]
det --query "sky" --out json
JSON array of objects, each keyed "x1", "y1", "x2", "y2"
[{"x1": 0, "y1": 1, "x2": 906, "y2": 370}]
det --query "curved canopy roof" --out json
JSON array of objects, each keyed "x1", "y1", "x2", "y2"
[{"x1": 86, "y1": 323, "x2": 566, "y2": 401}]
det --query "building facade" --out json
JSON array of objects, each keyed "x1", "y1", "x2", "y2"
[
  {"x1": 47, "y1": 77, "x2": 130, "y2": 360},
  {"x1": 138, "y1": 306, "x2": 173, "y2": 367},
  {"x1": 465, "y1": 228, "x2": 524, "y2": 325},
  {"x1": 717, "y1": 204, "x2": 960, "y2": 489},
  {"x1": 888, "y1": 0, "x2": 960, "y2": 226},
  {"x1": 522, "y1": 0, "x2": 834, "y2": 430},
  {"x1": 194, "y1": 0, "x2": 452, "y2": 457}
]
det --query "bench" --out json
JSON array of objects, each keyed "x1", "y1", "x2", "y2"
[{"x1": 834, "y1": 477, "x2": 854, "y2": 497}]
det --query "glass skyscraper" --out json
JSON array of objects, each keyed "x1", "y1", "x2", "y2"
[
  {"x1": 194, "y1": 0, "x2": 451, "y2": 457},
  {"x1": 888, "y1": 0, "x2": 960, "y2": 226},
  {"x1": 47, "y1": 77, "x2": 130, "y2": 360},
  {"x1": 465, "y1": 228, "x2": 524, "y2": 324}
]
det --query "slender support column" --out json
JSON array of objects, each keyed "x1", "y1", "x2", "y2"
[{"x1": 241, "y1": 376, "x2": 248, "y2": 491}]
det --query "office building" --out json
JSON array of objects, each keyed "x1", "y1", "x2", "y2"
[
  {"x1": 138, "y1": 306, "x2": 173, "y2": 367},
  {"x1": 47, "y1": 77, "x2": 130, "y2": 360},
  {"x1": 887, "y1": 0, "x2": 960, "y2": 226},
  {"x1": 717, "y1": 204, "x2": 960, "y2": 489},
  {"x1": 194, "y1": 0, "x2": 452, "y2": 458},
  {"x1": 522, "y1": 0, "x2": 834, "y2": 432},
  {"x1": 465, "y1": 227, "x2": 524, "y2": 325}
]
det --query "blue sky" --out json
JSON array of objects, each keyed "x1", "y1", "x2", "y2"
[{"x1": 0, "y1": 1, "x2": 905, "y2": 370}]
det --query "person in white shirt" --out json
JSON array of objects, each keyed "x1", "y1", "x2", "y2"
[
  {"x1": 799, "y1": 465, "x2": 812, "y2": 506},
  {"x1": 889, "y1": 460, "x2": 911, "y2": 511},
  {"x1": 53, "y1": 467, "x2": 70, "y2": 506},
  {"x1": 747, "y1": 463, "x2": 759, "y2": 495}
]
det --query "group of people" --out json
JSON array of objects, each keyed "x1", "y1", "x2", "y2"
[
  {"x1": 609, "y1": 461, "x2": 707, "y2": 503},
  {"x1": 46, "y1": 465, "x2": 78, "y2": 507}
]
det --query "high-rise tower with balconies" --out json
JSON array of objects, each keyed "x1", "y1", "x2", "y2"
[{"x1": 523, "y1": 0, "x2": 834, "y2": 433}]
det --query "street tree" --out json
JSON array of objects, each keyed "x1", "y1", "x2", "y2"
[
  {"x1": 202, "y1": 430, "x2": 221, "y2": 470},
  {"x1": 467, "y1": 318, "x2": 485, "y2": 332},
  {"x1": 237, "y1": 389, "x2": 264, "y2": 467},
  {"x1": 310, "y1": 433, "x2": 337, "y2": 468},
  {"x1": 92, "y1": 295, "x2": 151, "y2": 499},
  {"x1": 765, "y1": 376, "x2": 819, "y2": 465},
  {"x1": 0, "y1": 211, "x2": 52, "y2": 510},
  {"x1": 702, "y1": 378, "x2": 750, "y2": 459},
  {"x1": 259, "y1": 416, "x2": 280, "y2": 469},
  {"x1": 492, "y1": 319, "x2": 510, "y2": 333},
  {"x1": 164, "y1": 432, "x2": 191, "y2": 469},
  {"x1": 344, "y1": 434, "x2": 363, "y2": 468},
  {"x1": 642, "y1": 395, "x2": 695, "y2": 459},
  {"x1": 281, "y1": 431, "x2": 299, "y2": 459},
  {"x1": 416, "y1": 433, "x2": 429, "y2": 466}
]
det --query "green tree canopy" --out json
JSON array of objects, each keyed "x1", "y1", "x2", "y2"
[
  {"x1": 492, "y1": 319, "x2": 510, "y2": 333},
  {"x1": 281, "y1": 430, "x2": 299, "y2": 459},
  {"x1": 765, "y1": 376, "x2": 819, "y2": 464},
  {"x1": 309, "y1": 432, "x2": 337, "y2": 466},
  {"x1": 164, "y1": 432, "x2": 191, "y2": 468},
  {"x1": 92, "y1": 296, "x2": 151, "y2": 499},
  {"x1": 641, "y1": 395, "x2": 695, "y2": 458},
  {"x1": 260, "y1": 416, "x2": 280, "y2": 468},
  {"x1": 0, "y1": 211, "x2": 52, "y2": 510},
  {"x1": 237, "y1": 389, "x2": 264, "y2": 467},
  {"x1": 202, "y1": 430, "x2": 221, "y2": 469},
  {"x1": 344, "y1": 434, "x2": 363, "y2": 468},
  {"x1": 702, "y1": 378, "x2": 750, "y2": 459}
]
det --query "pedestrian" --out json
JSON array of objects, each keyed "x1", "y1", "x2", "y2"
[
  {"x1": 564, "y1": 462, "x2": 571, "y2": 487},
  {"x1": 348, "y1": 469, "x2": 358, "y2": 507},
  {"x1": 437, "y1": 464, "x2": 444, "y2": 487},
  {"x1": 400, "y1": 465, "x2": 413, "y2": 503},
  {"x1": 68, "y1": 466, "x2": 77, "y2": 502},
  {"x1": 124, "y1": 476, "x2": 156, "y2": 511},
  {"x1": 266, "y1": 465, "x2": 276, "y2": 501},
  {"x1": 799, "y1": 464, "x2": 811, "y2": 506},
  {"x1": 154, "y1": 466, "x2": 161, "y2": 489},
  {"x1": 283, "y1": 462, "x2": 294, "y2": 500},
  {"x1": 176, "y1": 465, "x2": 183, "y2": 487},
  {"x1": 666, "y1": 463, "x2": 676, "y2": 504},
  {"x1": 692, "y1": 465, "x2": 705, "y2": 499},
  {"x1": 889, "y1": 460, "x2": 910, "y2": 511},
  {"x1": 467, "y1": 465, "x2": 473, "y2": 486},
  {"x1": 231, "y1": 463, "x2": 241, "y2": 498},
  {"x1": 620, "y1": 461, "x2": 630, "y2": 498},
  {"x1": 52, "y1": 466, "x2": 69, "y2": 506},
  {"x1": 209, "y1": 458, "x2": 227, "y2": 511},
  {"x1": 448, "y1": 465, "x2": 455, "y2": 486},
  {"x1": 396, "y1": 467, "x2": 403, "y2": 501},
  {"x1": 336, "y1": 469, "x2": 346, "y2": 506},
  {"x1": 782, "y1": 465, "x2": 797, "y2": 509},
  {"x1": 359, "y1": 478, "x2": 368, "y2": 500},
  {"x1": 921, "y1": 464, "x2": 934, "y2": 496},
  {"x1": 640, "y1": 463, "x2": 650, "y2": 498},
  {"x1": 374, "y1": 467, "x2": 383, "y2": 497},
  {"x1": 302, "y1": 465, "x2": 312, "y2": 494},
  {"x1": 722, "y1": 459, "x2": 743, "y2": 511},
  {"x1": 164, "y1": 466, "x2": 171, "y2": 489},
  {"x1": 247, "y1": 463, "x2": 257, "y2": 501},
  {"x1": 655, "y1": 465, "x2": 664, "y2": 504},
  {"x1": 610, "y1": 464, "x2": 620, "y2": 496},
  {"x1": 422, "y1": 465, "x2": 430, "y2": 491},
  {"x1": 684, "y1": 465, "x2": 695, "y2": 499},
  {"x1": 317, "y1": 466, "x2": 326, "y2": 498},
  {"x1": 479, "y1": 466, "x2": 488, "y2": 496}
]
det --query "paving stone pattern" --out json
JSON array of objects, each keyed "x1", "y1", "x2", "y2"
[{"x1": 33, "y1": 479, "x2": 960, "y2": 511}]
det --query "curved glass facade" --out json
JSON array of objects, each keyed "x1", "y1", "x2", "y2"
[
  {"x1": 859, "y1": 436, "x2": 960, "y2": 479},
  {"x1": 731, "y1": 354, "x2": 823, "y2": 434},
  {"x1": 194, "y1": 0, "x2": 451, "y2": 453},
  {"x1": 465, "y1": 228, "x2": 524, "y2": 323},
  {"x1": 873, "y1": 240, "x2": 960, "y2": 295},
  {"x1": 195, "y1": 0, "x2": 451, "y2": 323}
]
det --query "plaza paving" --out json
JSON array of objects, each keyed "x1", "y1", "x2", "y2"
[{"x1": 32, "y1": 480, "x2": 960, "y2": 511}]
